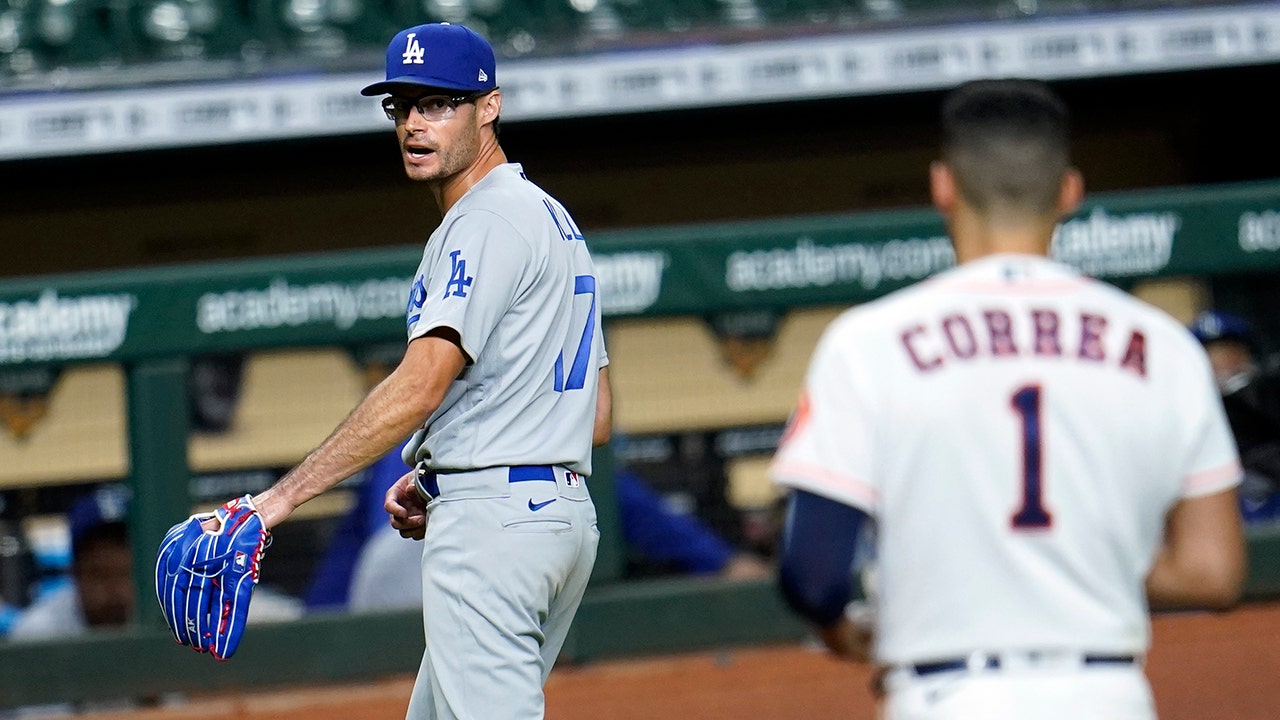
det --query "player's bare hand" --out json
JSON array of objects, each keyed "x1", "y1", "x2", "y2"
[
  {"x1": 820, "y1": 617, "x2": 874, "y2": 663},
  {"x1": 386, "y1": 470, "x2": 429, "y2": 540}
]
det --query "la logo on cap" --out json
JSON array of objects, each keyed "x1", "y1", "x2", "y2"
[{"x1": 402, "y1": 32, "x2": 425, "y2": 65}]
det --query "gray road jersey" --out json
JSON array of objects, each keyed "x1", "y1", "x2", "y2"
[{"x1": 403, "y1": 163, "x2": 607, "y2": 475}]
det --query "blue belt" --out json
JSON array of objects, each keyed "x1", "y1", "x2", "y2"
[
  {"x1": 507, "y1": 465, "x2": 558, "y2": 483},
  {"x1": 912, "y1": 653, "x2": 1136, "y2": 677},
  {"x1": 415, "y1": 465, "x2": 556, "y2": 501}
]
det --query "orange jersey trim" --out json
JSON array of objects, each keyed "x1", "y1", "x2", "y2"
[
  {"x1": 1182, "y1": 460, "x2": 1243, "y2": 497},
  {"x1": 772, "y1": 459, "x2": 879, "y2": 510}
]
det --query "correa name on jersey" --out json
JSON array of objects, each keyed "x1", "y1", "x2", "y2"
[{"x1": 900, "y1": 306, "x2": 1147, "y2": 378}]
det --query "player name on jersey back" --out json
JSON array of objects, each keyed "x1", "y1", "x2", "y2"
[{"x1": 899, "y1": 306, "x2": 1148, "y2": 377}]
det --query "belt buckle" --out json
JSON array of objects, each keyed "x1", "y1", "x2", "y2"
[
  {"x1": 910, "y1": 654, "x2": 998, "y2": 677},
  {"x1": 967, "y1": 652, "x2": 1000, "y2": 671}
]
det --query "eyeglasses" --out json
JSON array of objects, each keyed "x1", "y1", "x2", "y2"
[{"x1": 381, "y1": 94, "x2": 479, "y2": 122}]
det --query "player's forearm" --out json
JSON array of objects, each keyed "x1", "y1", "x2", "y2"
[
  {"x1": 1145, "y1": 549, "x2": 1245, "y2": 610},
  {"x1": 592, "y1": 367, "x2": 612, "y2": 447},
  {"x1": 254, "y1": 335, "x2": 464, "y2": 528},
  {"x1": 255, "y1": 371, "x2": 442, "y2": 528},
  {"x1": 1145, "y1": 488, "x2": 1247, "y2": 611}
]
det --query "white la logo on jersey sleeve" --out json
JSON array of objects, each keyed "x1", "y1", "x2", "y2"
[{"x1": 402, "y1": 33, "x2": 425, "y2": 64}]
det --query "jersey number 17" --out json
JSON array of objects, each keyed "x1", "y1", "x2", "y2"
[{"x1": 554, "y1": 275, "x2": 596, "y2": 392}]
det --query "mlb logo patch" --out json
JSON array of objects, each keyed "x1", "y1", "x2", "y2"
[
  {"x1": 565, "y1": 471, "x2": 580, "y2": 488},
  {"x1": 234, "y1": 551, "x2": 247, "y2": 571}
]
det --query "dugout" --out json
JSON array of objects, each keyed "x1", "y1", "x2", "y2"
[
  {"x1": 2, "y1": 0, "x2": 1280, "y2": 705},
  {"x1": 3, "y1": 177, "x2": 1280, "y2": 706}
]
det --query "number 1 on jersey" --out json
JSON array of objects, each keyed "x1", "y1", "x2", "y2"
[{"x1": 1011, "y1": 385, "x2": 1053, "y2": 529}]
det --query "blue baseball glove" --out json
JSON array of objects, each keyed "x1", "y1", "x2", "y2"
[{"x1": 154, "y1": 495, "x2": 271, "y2": 660}]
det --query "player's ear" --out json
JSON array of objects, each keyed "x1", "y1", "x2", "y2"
[
  {"x1": 930, "y1": 161, "x2": 958, "y2": 216},
  {"x1": 1056, "y1": 167, "x2": 1084, "y2": 218},
  {"x1": 477, "y1": 90, "x2": 501, "y2": 128}
]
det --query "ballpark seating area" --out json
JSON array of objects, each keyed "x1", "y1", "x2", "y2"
[{"x1": 0, "y1": 0, "x2": 1236, "y2": 83}]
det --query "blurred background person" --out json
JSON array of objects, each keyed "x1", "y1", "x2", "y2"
[
  {"x1": 2, "y1": 486, "x2": 139, "y2": 717},
  {"x1": 7, "y1": 484, "x2": 133, "y2": 641},
  {"x1": 9, "y1": 483, "x2": 303, "y2": 642},
  {"x1": 317, "y1": 448, "x2": 775, "y2": 613},
  {"x1": 1191, "y1": 310, "x2": 1280, "y2": 523},
  {"x1": 306, "y1": 442, "x2": 417, "y2": 612},
  {"x1": 343, "y1": 464, "x2": 772, "y2": 613},
  {"x1": 612, "y1": 464, "x2": 772, "y2": 582}
]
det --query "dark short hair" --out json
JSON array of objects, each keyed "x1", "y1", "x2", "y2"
[{"x1": 940, "y1": 79, "x2": 1071, "y2": 216}]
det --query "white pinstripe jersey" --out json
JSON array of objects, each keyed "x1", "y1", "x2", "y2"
[{"x1": 772, "y1": 253, "x2": 1241, "y2": 664}]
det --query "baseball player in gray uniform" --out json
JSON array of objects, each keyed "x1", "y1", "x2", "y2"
[{"x1": 239, "y1": 22, "x2": 611, "y2": 720}]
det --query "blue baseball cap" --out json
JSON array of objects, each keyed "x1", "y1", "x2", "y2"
[
  {"x1": 1190, "y1": 310, "x2": 1255, "y2": 348},
  {"x1": 361, "y1": 23, "x2": 498, "y2": 97},
  {"x1": 67, "y1": 484, "x2": 131, "y2": 547}
]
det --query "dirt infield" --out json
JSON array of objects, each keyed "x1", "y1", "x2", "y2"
[{"x1": 91, "y1": 600, "x2": 1280, "y2": 719}]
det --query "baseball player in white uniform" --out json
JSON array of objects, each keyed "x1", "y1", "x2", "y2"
[
  {"x1": 239, "y1": 22, "x2": 610, "y2": 720},
  {"x1": 771, "y1": 79, "x2": 1246, "y2": 720}
]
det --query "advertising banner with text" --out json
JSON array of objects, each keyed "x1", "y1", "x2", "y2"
[{"x1": 2, "y1": 181, "x2": 1279, "y2": 366}]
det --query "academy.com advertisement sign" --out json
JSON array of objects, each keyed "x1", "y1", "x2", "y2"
[
  {"x1": 592, "y1": 251, "x2": 669, "y2": 316},
  {"x1": 1239, "y1": 209, "x2": 1280, "y2": 254},
  {"x1": 1050, "y1": 208, "x2": 1180, "y2": 277},
  {"x1": 194, "y1": 277, "x2": 410, "y2": 334},
  {"x1": 2, "y1": 180, "x2": 1280, "y2": 365},
  {"x1": 0, "y1": 258, "x2": 422, "y2": 365},
  {"x1": 724, "y1": 236, "x2": 956, "y2": 293},
  {"x1": 715, "y1": 206, "x2": 1183, "y2": 302},
  {"x1": 0, "y1": 290, "x2": 137, "y2": 364},
  {"x1": 590, "y1": 180, "x2": 1280, "y2": 317}
]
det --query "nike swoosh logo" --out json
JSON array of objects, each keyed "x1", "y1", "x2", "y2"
[{"x1": 528, "y1": 498, "x2": 557, "y2": 512}]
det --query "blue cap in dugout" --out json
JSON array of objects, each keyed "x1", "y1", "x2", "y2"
[
  {"x1": 361, "y1": 23, "x2": 498, "y2": 97},
  {"x1": 1190, "y1": 310, "x2": 1256, "y2": 348},
  {"x1": 67, "y1": 484, "x2": 130, "y2": 547}
]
